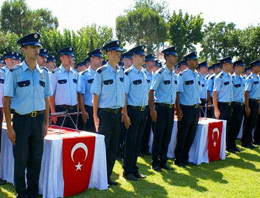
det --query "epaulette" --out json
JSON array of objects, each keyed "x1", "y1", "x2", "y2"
[
  {"x1": 125, "y1": 68, "x2": 132, "y2": 76},
  {"x1": 81, "y1": 69, "x2": 89, "y2": 75},
  {"x1": 210, "y1": 75, "x2": 215, "y2": 80},
  {"x1": 158, "y1": 67, "x2": 165, "y2": 74},
  {"x1": 40, "y1": 66, "x2": 48, "y2": 72},
  {"x1": 218, "y1": 72, "x2": 224, "y2": 78},
  {"x1": 52, "y1": 68, "x2": 59, "y2": 73},
  {"x1": 0, "y1": 67, "x2": 5, "y2": 72},
  {"x1": 97, "y1": 66, "x2": 107, "y2": 74},
  {"x1": 9, "y1": 64, "x2": 22, "y2": 72}
]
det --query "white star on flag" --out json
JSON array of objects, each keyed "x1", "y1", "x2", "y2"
[{"x1": 75, "y1": 162, "x2": 83, "y2": 171}]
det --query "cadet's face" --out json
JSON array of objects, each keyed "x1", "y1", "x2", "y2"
[
  {"x1": 132, "y1": 54, "x2": 145, "y2": 66},
  {"x1": 60, "y1": 55, "x2": 73, "y2": 67},
  {"x1": 235, "y1": 66, "x2": 243, "y2": 74},
  {"x1": 200, "y1": 66, "x2": 208, "y2": 75},
  {"x1": 146, "y1": 61, "x2": 154, "y2": 70},
  {"x1": 47, "y1": 61, "x2": 56, "y2": 71},
  {"x1": 37, "y1": 56, "x2": 47, "y2": 66},
  {"x1": 167, "y1": 55, "x2": 178, "y2": 65},
  {"x1": 225, "y1": 63, "x2": 233, "y2": 72},
  {"x1": 187, "y1": 59, "x2": 198, "y2": 70},
  {"x1": 107, "y1": 50, "x2": 121, "y2": 63},
  {"x1": 91, "y1": 56, "x2": 103, "y2": 67},
  {"x1": 123, "y1": 58, "x2": 132, "y2": 69},
  {"x1": 4, "y1": 58, "x2": 16, "y2": 67},
  {"x1": 22, "y1": 45, "x2": 40, "y2": 60}
]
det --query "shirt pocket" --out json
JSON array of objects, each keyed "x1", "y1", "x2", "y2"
[
  {"x1": 120, "y1": 77, "x2": 124, "y2": 82},
  {"x1": 73, "y1": 79, "x2": 77, "y2": 83},
  {"x1": 254, "y1": 81, "x2": 259, "y2": 84},
  {"x1": 0, "y1": 79, "x2": 4, "y2": 84},
  {"x1": 234, "y1": 84, "x2": 241, "y2": 88},
  {"x1": 103, "y1": 79, "x2": 113, "y2": 85},
  {"x1": 185, "y1": 80, "x2": 194, "y2": 85},
  {"x1": 17, "y1": 80, "x2": 30, "y2": 87},
  {"x1": 223, "y1": 81, "x2": 229, "y2": 86},
  {"x1": 58, "y1": 79, "x2": 67, "y2": 84},
  {"x1": 133, "y1": 79, "x2": 142, "y2": 85},
  {"x1": 87, "y1": 79, "x2": 94, "y2": 83},
  {"x1": 163, "y1": 80, "x2": 170, "y2": 85},
  {"x1": 39, "y1": 80, "x2": 45, "y2": 87}
]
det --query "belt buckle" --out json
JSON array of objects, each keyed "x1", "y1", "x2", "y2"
[
  {"x1": 195, "y1": 104, "x2": 199, "y2": 108},
  {"x1": 140, "y1": 106, "x2": 145, "y2": 111},
  {"x1": 169, "y1": 104, "x2": 173, "y2": 108},
  {"x1": 69, "y1": 106, "x2": 73, "y2": 110},
  {"x1": 228, "y1": 102, "x2": 231, "y2": 106},
  {"x1": 31, "y1": 111, "x2": 37, "y2": 117}
]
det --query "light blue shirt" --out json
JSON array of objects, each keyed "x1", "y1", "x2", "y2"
[
  {"x1": 150, "y1": 66, "x2": 178, "y2": 105},
  {"x1": 51, "y1": 65, "x2": 79, "y2": 106},
  {"x1": 91, "y1": 63, "x2": 125, "y2": 109},
  {"x1": 4, "y1": 61, "x2": 51, "y2": 115},
  {"x1": 0, "y1": 68, "x2": 5, "y2": 107},
  {"x1": 177, "y1": 68, "x2": 201, "y2": 105},
  {"x1": 199, "y1": 74, "x2": 207, "y2": 99},
  {"x1": 213, "y1": 71, "x2": 233, "y2": 102},
  {"x1": 78, "y1": 67, "x2": 96, "y2": 106},
  {"x1": 207, "y1": 74, "x2": 215, "y2": 97},
  {"x1": 232, "y1": 73, "x2": 245, "y2": 102},
  {"x1": 143, "y1": 68, "x2": 153, "y2": 88},
  {"x1": 245, "y1": 73, "x2": 260, "y2": 100},
  {"x1": 125, "y1": 65, "x2": 149, "y2": 106}
]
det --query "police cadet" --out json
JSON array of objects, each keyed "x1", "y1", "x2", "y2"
[
  {"x1": 46, "y1": 55, "x2": 56, "y2": 72},
  {"x1": 3, "y1": 51, "x2": 16, "y2": 72},
  {"x1": 213, "y1": 57, "x2": 233, "y2": 152},
  {"x1": 140, "y1": 53, "x2": 155, "y2": 155},
  {"x1": 121, "y1": 51, "x2": 132, "y2": 70},
  {"x1": 229, "y1": 60, "x2": 245, "y2": 152},
  {"x1": 242, "y1": 60, "x2": 260, "y2": 149},
  {"x1": 198, "y1": 61, "x2": 208, "y2": 117},
  {"x1": 14, "y1": 53, "x2": 22, "y2": 65},
  {"x1": 123, "y1": 45, "x2": 148, "y2": 181},
  {"x1": 37, "y1": 48, "x2": 48, "y2": 67},
  {"x1": 50, "y1": 47, "x2": 80, "y2": 128},
  {"x1": 3, "y1": 33, "x2": 51, "y2": 198},
  {"x1": 175, "y1": 51, "x2": 200, "y2": 167},
  {"x1": 91, "y1": 40, "x2": 125, "y2": 186},
  {"x1": 149, "y1": 46, "x2": 178, "y2": 172},
  {"x1": 0, "y1": 65, "x2": 5, "y2": 185},
  {"x1": 78, "y1": 48, "x2": 103, "y2": 132},
  {"x1": 178, "y1": 60, "x2": 187, "y2": 72}
]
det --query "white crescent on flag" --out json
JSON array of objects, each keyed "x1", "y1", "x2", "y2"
[
  {"x1": 212, "y1": 128, "x2": 220, "y2": 141},
  {"x1": 71, "y1": 142, "x2": 88, "y2": 162}
]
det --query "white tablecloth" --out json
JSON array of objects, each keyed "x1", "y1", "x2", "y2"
[
  {"x1": 149, "y1": 118, "x2": 227, "y2": 165},
  {"x1": 0, "y1": 123, "x2": 108, "y2": 198}
]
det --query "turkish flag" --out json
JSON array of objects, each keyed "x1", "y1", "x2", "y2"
[
  {"x1": 208, "y1": 121, "x2": 223, "y2": 162},
  {"x1": 62, "y1": 133, "x2": 96, "y2": 197}
]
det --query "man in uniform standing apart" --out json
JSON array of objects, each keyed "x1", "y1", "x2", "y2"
[
  {"x1": 78, "y1": 48, "x2": 103, "y2": 132},
  {"x1": 149, "y1": 46, "x2": 178, "y2": 172},
  {"x1": 213, "y1": 57, "x2": 233, "y2": 152},
  {"x1": 4, "y1": 33, "x2": 51, "y2": 198},
  {"x1": 123, "y1": 45, "x2": 148, "y2": 181},
  {"x1": 175, "y1": 51, "x2": 201, "y2": 167},
  {"x1": 242, "y1": 60, "x2": 260, "y2": 149},
  {"x1": 50, "y1": 47, "x2": 79, "y2": 128},
  {"x1": 91, "y1": 40, "x2": 126, "y2": 186},
  {"x1": 229, "y1": 60, "x2": 245, "y2": 152}
]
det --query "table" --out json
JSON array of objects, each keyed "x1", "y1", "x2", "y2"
[
  {"x1": 0, "y1": 123, "x2": 108, "y2": 198},
  {"x1": 149, "y1": 118, "x2": 227, "y2": 165}
]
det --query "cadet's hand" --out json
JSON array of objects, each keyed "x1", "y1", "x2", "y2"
[
  {"x1": 245, "y1": 106, "x2": 251, "y2": 117},
  {"x1": 93, "y1": 115, "x2": 99, "y2": 132},
  {"x1": 214, "y1": 108, "x2": 220, "y2": 119},
  {"x1": 176, "y1": 108, "x2": 183, "y2": 121},
  {"x1": 207, "y1": 100, "x2": 212, "y2": 109},
  {"x1": 82, "y1": 111, "x2": 89, "y2": 123},
  {"x1": 123, "y1": 114, "x2": 131, "y2": 129},
  {"x1": 51, "y1": 116, "x2": 57, "y2": 124},
  {"x1": 7, "y1": 127, "x2": 16, "y2": 145},
  {"x1": 150, "y1": 109, "x2": 157, "y2": 122}
]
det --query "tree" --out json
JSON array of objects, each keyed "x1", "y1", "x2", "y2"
[
  {"x1": 0, "y1": 0, "x2": 58, "y2": 35},
  {"x1": 168, "y1": 10, "x2": 204, "y2": 60},
  {"x1": 0, "y1": 31, "x2": 19, "y2": 55},
  {"x1": 116, "y1": 6, "x2": 168, "y2": 53}
]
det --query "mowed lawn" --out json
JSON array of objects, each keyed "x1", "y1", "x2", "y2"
[{"x1": 1, "y1": 141, "x2": 260, "y2": 198}]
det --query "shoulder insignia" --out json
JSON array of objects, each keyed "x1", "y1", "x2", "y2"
[
  {"x1": 125, "y1": 68, "x2": 132, "y2": 76},
  {"x1": 210, "y1": 75, "x2": 215, "y2": 80},
  {"x1": 97, "y1": 66, "x2": 107, "y2": 74},
  {"x1": 40, "y1": 66, "x2": 48, "y2": 72},
  {"x1": 158, "y1": 67, "x2": 165, "y2": 74},
  {"x1": 0, "y1": 67, "x2": 5, "y2": 72},
  {"x1": 9, "y1": 64, "x2": 22, "y2": 72}
]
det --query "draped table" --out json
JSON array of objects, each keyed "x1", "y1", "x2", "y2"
[
  {"x1": 0, "y1": 123, "x2": 108, "y2": 198},
  {"x1": 149, "y1": 118, "x2": 227, "y2": 165}
]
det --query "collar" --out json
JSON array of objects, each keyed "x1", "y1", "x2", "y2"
[
  {"x1": 132, "y1": 65, "x2": 142, "y2": 73},
  {"x1": 107, "y1": 62, "x2": 120, "y2": 73},
  {"x1": 22, "y1": 61, "x2": 40, "y2": 72},
  {"x1": 60, "y1": 64, "x2": 73, "y2": 73}
]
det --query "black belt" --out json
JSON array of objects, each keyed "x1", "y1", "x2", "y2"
[
  {"x1": 181, "y1": 104, "x2": 200, "y2": 108},
  {"x1": 218, "y1": 102, "x2": 232, "y2": 106},
  {"x1": 155, "y1": 103, "x2": 174, "y2": 108},
  {"x1": 232, "y1": 102, "x2": 244, "y2": 106},
  {"x1": 249, "y1": 99, "x2": 258, "y2": 102},
  {"x1": 15, "y1": 111, "x2": 44, "y2": 117},
  {"x1": 99, "y1": 108, "x2": 122, "y2": 114},
  {"x1": 128, "y1": 105, "x2": 146, "y2": 111},
  {"x1": 57, "y1": 105, "x2": 76, "y2": 109}
]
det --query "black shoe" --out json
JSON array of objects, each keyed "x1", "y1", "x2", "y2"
[
  {"x1": 134, "y1": 172, "x2": 146, "y2": 179},
  {"x1": 152, "y1": 166, "x2": 162, "y2": 172},
  {"x1": 234, "y1": 147, "x2": 242, "y2": 152},
  {"x1": 108, "y1": 178, "x2": 118, "y2": 185},
  {"x1": 253, "y1": 141, "x2": 260, "y2": 145},
  {"x1": 227, "y1": 148, "x2": 236, "y2": 153},
  {"x1": 139, "y1": 153, "x2": 144, "y2": 157},
  {"x1": 160, "y1": 164, "x2": 172, "y2": 170},
  {"x1": 0, "y1": 179, "x2": 6, "y2": 185},
  {"x1": 123, "y1": 173, "x2": 138, "y2": 181},
  {"x1": 186, "y1": 161, "x2": 195, "y2": 165},
  {"x1": 249, "y1": 144, "x2": 257, "y2": 149},
  {"x1": 174, "y1": 161, "x2": 186, "y2": 167}
]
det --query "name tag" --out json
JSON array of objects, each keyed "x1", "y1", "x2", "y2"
[
  {"x1": 73, "y1": 79, "x2": 77, "y2": 83},
  {"x1": 223, "y1": 81, "x2": 229, "y2": 85},
  {"x1": 0, "y1": 79, "x2": 4, "y2": 84},
  {"x1": 17, "y1": 80, "x2": 30, "y2": 87},
  {"x1": 254, "y1": 81, "x2": 259, "y2": 84},
  {"x1": 103, "y1": 79, "x2": 113, "y2": 85},
  {"x1": 163, "y1": 80, "x2": 170, "y2": 85},
  {"x1": 58, "y1": 79, "x2": 67, "y2": 84},
  {"x1": 185, "y1": 80, "x2": 194, "y2": 85},
  {"x1": 87, "y1": 79, "x2": 94, "y2": 83},
  {"x1": 120, "y1": 77, "x2": 124, "y2": 82},
  {"x1": 133, "y1": 79, "x2": 142, "y2": 85},
  {"x1": 234, "y1": 84, "x2": 241, "y2": 88}
]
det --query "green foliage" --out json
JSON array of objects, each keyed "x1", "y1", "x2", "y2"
[
  {"x1": 0, "y1": 31, "x2": 19, "y2": 55},
  {"x1": 168, "y1": 10, "x2": 204, "y2": 60}
]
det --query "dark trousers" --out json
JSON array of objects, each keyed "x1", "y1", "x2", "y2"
[
  {"x1": 230, "y1": 102, "x2": 244, "y2": 149},
  {"x1": 200, "y1": 99, "x2": 207, "y2": 117},
  {"x1": 152, "y1": 104, "x2": 174, "y2": 167},
  {"x1": 242, "y1": 100, "x2": 259, "y2": 146},
  {"x1": 55, "y1": 105, "x2": 77, "y2": 129},
  {"x1": 117, "y1": 122, "x2": 126, "y2": 159},
  {"x1": 124, "y1": 107, "x2": 147, "y2": 174},
  {"x1": 218, "y1": 102, "x2": 233, "y2": 149},
  {"x1": 141, "y1": 109, "x2": 152, "y2": 154},
  {"x1": 82, "y1": 105, "x2": 96, "y2": 132},
  {"x1": 254, "y1": 114, "x2": 260, "y2": 143},
  {"x1": 175, "y1": 105, "x2": 199, "y2": 164},
  {"x1": 98, "y1": 109, "x2": 121, "y2": 179},
  {"x1": 13, "y1": 113, "x2": 44, "y2": 198}
]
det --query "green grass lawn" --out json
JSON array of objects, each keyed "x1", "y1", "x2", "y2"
[{"x1": 1, "y1": 142, "x2": 260, "y2": 198}]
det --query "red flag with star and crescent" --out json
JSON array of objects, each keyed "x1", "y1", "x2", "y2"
[
  {"x1": 208, "y1": 121, "x2": 223, "y2": 162},
  {"x1": 62, "y1": 134, "x2": 96, "y2": 197}
]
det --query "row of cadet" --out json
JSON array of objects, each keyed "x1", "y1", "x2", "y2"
[{"x1": 0, "y1": 33, "x2": 259, "y2": 189}]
